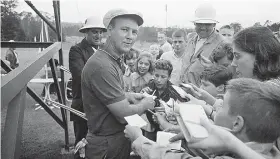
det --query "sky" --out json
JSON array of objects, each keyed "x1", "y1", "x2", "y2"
[{"x1": 16, "y1": 0, "x2": 280, "y2": 29}]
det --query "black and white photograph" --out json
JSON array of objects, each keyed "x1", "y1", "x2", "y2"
[{"x1": 1, "y1": 0, "x2": 280, "y2": 159}]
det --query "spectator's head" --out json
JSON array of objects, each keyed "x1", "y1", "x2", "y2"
[
  {"x1": 154, "y1": 59, "x2": 173, "y2": 90},
  {"x1": 149, "y1": 44, "x2": 160, "y2": 57},
  {"x1": 212, "y1": 42, "x2": 233, "y2": 67},
  {"x1": 157, "y1": 31, "x2": 167, "y2": 45},
  {"x1": 124, "y1": 48, "x2": 140, "y2": 71},
  {"x1": 200, "y1": 65, "x2": 233, "y2": 96},
  {"x1": 232, "y1": 26, "x2": 280, "y2": 81},
  {"x1": 172, "y1": 29, "x2": 187, "y2": 55},
  {"x1": 79, "y1": 16, "x2": 107, "y2": 46},
  {"x1": 220, "y1": 25, "x2": 234, "y2": 41},
  {"x1": 193, "y1": 3, "x2": 218, "y2": 38},
  {"x1": 104, "y1": 9, "x2": 143, "y2": 53},
  {"x1": 136, "y1": 52, "x2": 154, "y2": 76},
  {"x1": 214, "y1": 78, "x2": 280, "y2": 143}
]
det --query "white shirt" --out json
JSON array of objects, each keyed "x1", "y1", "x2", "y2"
[{"x1": 160, "y1": 51, "x2": 184, "y2": 86}]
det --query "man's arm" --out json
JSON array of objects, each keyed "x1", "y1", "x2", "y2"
[{"x1": 85, "y1": 65, "x2": 155, "y2": 124}]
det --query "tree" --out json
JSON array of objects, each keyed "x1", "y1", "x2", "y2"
[
  {"x1": 230, "y1": 22, "x2": 243, "y2": 34},
  {"x1": 1, "y1": 0, "x2": 26, "y2": 41}
]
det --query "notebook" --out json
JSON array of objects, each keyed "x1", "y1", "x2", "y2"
[
  {"x1": 177, "y1": 103, "x2": 209, "y2": 142},
  {"x1": 156, "y1": 131, "x2": 182, "y2": 150},
  {"x1": 124, "y1": 114, "x2": 148, "y2": 128}
]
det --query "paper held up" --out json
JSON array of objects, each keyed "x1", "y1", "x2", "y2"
[
  {"x1": 124, "y1": 114, "x2": 148, "y2": 128},
  {"x1": 176, "y1": 103, "x2": 209, "y2": 142},
  {"x1": 157, "y1": 131, "x2": 182, "y2": 150}
]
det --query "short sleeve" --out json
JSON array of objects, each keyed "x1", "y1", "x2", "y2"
[{"x1": 83, "y1": 64, "x2": 125, "y2": 105}]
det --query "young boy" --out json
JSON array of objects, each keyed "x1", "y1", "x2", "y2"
[
  {"x1": 141, "y1": 59, "x2": 189, "y2": 139},
  {"x1": 200, "y1": 65, "x2": 233, "y2": 97},
  {"x1": 124, "y1": 78, "x2": 280, "y2": 159}
]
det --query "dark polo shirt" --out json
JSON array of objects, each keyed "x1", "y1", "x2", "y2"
[{"x1": 81, "y1": 48, "x2": 126, "y2": 136}]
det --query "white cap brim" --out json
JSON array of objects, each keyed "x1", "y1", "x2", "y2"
[
  {"x1": 192, "y1": 19, "x2": 219, "y2": 24},
  {"x1": 79, "y1": 25, "x2": 107, "y2": 33}
]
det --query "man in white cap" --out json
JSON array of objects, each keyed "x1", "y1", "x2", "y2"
[
  {"x1": 180, "y1": 3, "x2": 224, "y2": 86},
  {"x1": 81, "y1": 9, "x2": 155, "y2": 159},
  {"x1": 5, "y1": 40, "x2": 19, "y2": 69},
  {"x1": 68, "y1": 16, "x2": 106, "y2": 159}
]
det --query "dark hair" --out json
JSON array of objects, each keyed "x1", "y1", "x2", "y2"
[
  {"x1": 136, "y1": 52, "x2": 154, "y2": 74},
  {"x1": 172, "y1": 29, "x2": 187, "y2": 40},
  {"x1": 124, "y1": 48, "x2": 140, "y2": 64},
  {"x1": 201, "y1": 65, "x2": 233, "y2": 87},
  {"x1": 212, "y1": 42, "x2": 234, "y2": 63},
  {"x1": 220, "y1": 25, "x2": 233, "y2": 30},
  {"x1": 233, "y1": 26, "x2": 280, "y2": 81},
  {"x1": 154, "y1": 59, "x2": 173, "y2": 76},
  {"x1": 226, "y1": 78, "x2": 280, "y2": 143}
]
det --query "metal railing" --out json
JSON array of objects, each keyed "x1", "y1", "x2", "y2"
[{"x1": 1, "y1": 1, "x2": 70, "y2": 158}]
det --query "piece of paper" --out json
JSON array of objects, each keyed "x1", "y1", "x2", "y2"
[
  {"x1": 124, "y1": 114, "x2": 147, "y2": 128},
  {"x1": 156, "y1": 131, "x2": 182, "y2": 150}
]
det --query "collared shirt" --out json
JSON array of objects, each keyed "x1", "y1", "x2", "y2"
[
  {"x1": 195, "y1": 38, "x2": 207, "y2": 54},
  {"x1": 161, "y1": 51, "x2": 185, "y2": 86},
  {"x1": 160, "y1": 41, "x2": 173, "y2": 53},
  {"x1": 81, "y1": 46, "x2": 126, "y2": 136},
  {"x1": 131, "y1": 136, "x2": 280, "y2": 159},
  {"x1": 130, "y1": 72, "x2": 153, "y2": 93}
]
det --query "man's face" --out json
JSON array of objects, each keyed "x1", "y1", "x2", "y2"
[
  {"x1": 220, "y1": 28, "x2": 234, "y2": 41},
  {"x1": 108, "y1": 17, "x2": 139, "y2": 53},
  {"x1": 157, "y1": 33, "x2": 166, "y2": 45},
  {"x1": 231, "y1": 45, "x2": 255, "y2": 78},
  {"x1": 200, "y1": 79, "x2": 218, "y2": 97},
  {"x1": 214, "y1": 91, "x2": 237, "y2": 129},
  {"x1": 172, "y1": 37, "x2": 186, "y2": 55},
  {"x1": 85, "y1": 28, "x2": 104, "y2": 46},
  {"x1": 195, "y1": 23, "x2": 215, "y2": 38},
  {"x1": 154, "y1": 68, "x2": 170, "y2": 90}
]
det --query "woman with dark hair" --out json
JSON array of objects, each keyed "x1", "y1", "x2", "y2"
[{"x1": 232, "y1": 26, "x2": 280, "y2": 81}]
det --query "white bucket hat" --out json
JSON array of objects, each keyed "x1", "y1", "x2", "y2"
[
  {"x1": 192, "y1": 3, "x2": 219, "y2": 24},
  {"x1": 103, "y1": 8, "x2": 144, "y2": 28},
  {"x1": 79, "y1": 16, "x2": 106, "y2": 33}
]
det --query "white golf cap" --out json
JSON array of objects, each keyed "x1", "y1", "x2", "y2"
[
  {"x1": 192, "y1": 3, "x2": 219, "y2": 24},
  {"x1": 79, "y1": 16, "x2": 106, "y2": 33},
  {"x1": 103, "y1": 8, "x2": 144, "y2": 28}
]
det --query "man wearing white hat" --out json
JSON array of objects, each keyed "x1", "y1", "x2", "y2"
[
  {"x1": 68, "y1": 16, "x2": 106, "y2": 159},
  {"x1": 81, "y1": 9, "x2": 155, "y2": 159},
  {"x1": 180, "y1": 3, "x2": 224, "y2": 86},
  {"x1": 5, "y1": 40, "x2": 19, "y2": 69}
]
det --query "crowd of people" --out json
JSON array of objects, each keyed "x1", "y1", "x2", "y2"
[{"x1": 68, "y1": 3, "x2": 280, "y2": 159}]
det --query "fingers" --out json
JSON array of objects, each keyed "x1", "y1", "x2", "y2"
[{"x1": 169, "y1": 132, "x2": 184, "y2": 142}]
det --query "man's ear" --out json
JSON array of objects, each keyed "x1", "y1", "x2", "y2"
[
  {"x1": 232, "y1": 115, "x2": 244, "y2": 133},
  {"x1": 107, "y1": 25, "x2": 113, "y2": 37}
]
